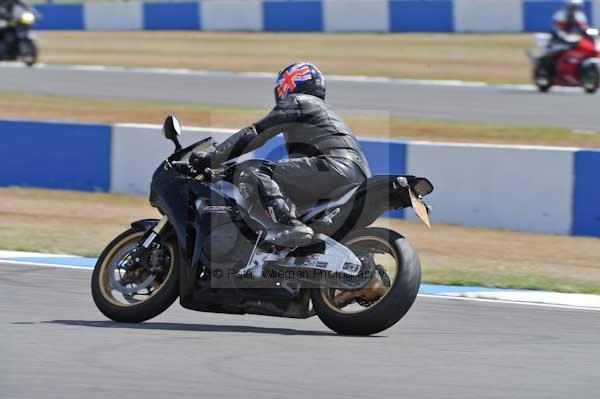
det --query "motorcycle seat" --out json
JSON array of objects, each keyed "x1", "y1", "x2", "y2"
[{"x1": 300, "y1": 183, "x2": 359, "y2": 221}]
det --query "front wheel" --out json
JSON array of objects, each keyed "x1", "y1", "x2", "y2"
[
  {"x1": 534, "y1": 64, "x2": 552, "y2": 93},
  {"x1": 18, "y1": 39, "x2": 37, "y2": 67},
  {"x1": 311, "y1": 228, "x2": 421, "y2": 336},
  {"x1": 91, "y1": 226, "x2": 180, "y2": 323}
]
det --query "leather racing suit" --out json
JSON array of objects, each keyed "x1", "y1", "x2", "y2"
[{"x1": 206, "y1": 93, "x2": 371, "y2": 245}]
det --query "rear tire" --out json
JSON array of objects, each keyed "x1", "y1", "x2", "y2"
[
  {"x1": 581, "y1": 66, "x2": 599, "y2": 94},
  {"x1": 91, "y1": 226, "x2": 180, "y2": 323},
  {"x1": 311, "y1": 228, "x2": 421, "y2": 336}
]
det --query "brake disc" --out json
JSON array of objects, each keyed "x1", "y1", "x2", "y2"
[{"x1": 108, "y1": 246, "x2": 158, "y2": 296}]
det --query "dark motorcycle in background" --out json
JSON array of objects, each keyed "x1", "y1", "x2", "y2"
[
  {"x1": 91, "y1": 116, "x2": 434, "y2": 336},
  {"x1": 529, "y1": 28, "x2": 600, "y2": 93},
  {"x1": 0, "y1": 1, "x2": 38, "y2": 66}
]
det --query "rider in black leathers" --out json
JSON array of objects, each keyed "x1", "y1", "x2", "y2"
[
  {"x1": 0, "y1": 0, "x2": 24, "y2": 55},
  {"x1": 0, "y1": 0, "x2": 16, "y2": 18},
  {"x1": 0, "y1": 0, "x2": 14, "y2": 49},
  {"x1": 191, "y1": 62, "x2": 371, "y2": 247}
]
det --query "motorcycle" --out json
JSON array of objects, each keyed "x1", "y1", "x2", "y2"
[
  {"x1": 0, "y1": 2, "x2": 37, "y2": 66},
  {"x1": 91, "y1": 116, "x2": 434, "y2": 336},
  {"x1": 529, "y1": 28, "x2": 600, "y2": 93}
]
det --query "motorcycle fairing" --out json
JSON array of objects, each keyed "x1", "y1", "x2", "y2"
[
  {"x1": 301, "y1": 175, "x2": 433, "y2": 240},
  {"x1": 148, "y1": 146, "x2": 434, "y2": 319}
]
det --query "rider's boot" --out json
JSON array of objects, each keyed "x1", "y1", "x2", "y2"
[{"x1": 263, "y1": 197, "x2": 313, "y2": 247}]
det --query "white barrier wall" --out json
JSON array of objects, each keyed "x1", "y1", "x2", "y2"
[
  {"x1": 454, "y1": 0, "x2": 523, "y2": 32},
  {"x1": 111, "y1": 124, "x2": 235, "y2": 195},
  {"x1": 6, "y1": 119, "x2": 597, "y2": 236},
  {"x1": 323, "y1": 0, "x2": 389, "y2": 32},
  {"x1": 200, "y1": 0, "x2": 263, "y2": 31},
  {"x1": 111, "y1": 123, "x2": 576, "y2": 235},
  {"x1": 84, "y1": 2, "x2": 143, "y2": 31},
  {"x1": 406, "y1": 142, "x2": 575, "y2": 235},
  {"x1": 594, "y1": 0, "x2": 600, "y2": 30}
]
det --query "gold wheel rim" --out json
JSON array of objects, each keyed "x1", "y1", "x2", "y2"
[
  {"x1": 320, "y1": 235, "x2": 398, "y2": 315},
  {"x1": 98, "y1": 232, "x2": 175, "y2": 308}
]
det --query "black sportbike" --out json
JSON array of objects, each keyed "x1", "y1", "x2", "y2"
[
  {"x1": 0, "y1": 1, "x2": 37, "y2": 66},
  {"x1": 91, "y1": 116, "x2": 434, "y2": 335}
]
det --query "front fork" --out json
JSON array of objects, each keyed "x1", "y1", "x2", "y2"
[{"x1": 140, "y1": 216, "x2": 169, "y2": 249}]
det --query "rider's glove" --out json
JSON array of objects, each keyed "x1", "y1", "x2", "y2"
[
  {"x1": 172, "y1": 162, "x2": 197, "y2": 176},
  {"x1": 190, "y1": 151, "x2": 212, "y2": 171}
]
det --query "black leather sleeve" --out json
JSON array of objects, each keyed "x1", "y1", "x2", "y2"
[
  {"x1": 254, "y1": 96, "x2": 303, "y2": 135},
  {"x1": 211, "y1": 96, "x2": 303, "y2": 164},
  {"x1": 211, "y1": 125, "x2": 260, "y2": 164}
]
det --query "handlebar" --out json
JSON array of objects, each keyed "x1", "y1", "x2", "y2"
[{"x1": 170, "y1": 160, "x2": 225, "y2": 182}]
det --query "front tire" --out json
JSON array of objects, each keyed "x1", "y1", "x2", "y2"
[
  {"x1": 534, "y1": 65, "x2": 552, "y2": 93},
  {"x1": 91, "y1": 226, "x2": 180, "y2": 323},
  {"x1": 18, "y1": 39, "x2": 37, "y2": 67},
  {"x1": 311, "y1": 228, "x2": 421, "y2": 336}
]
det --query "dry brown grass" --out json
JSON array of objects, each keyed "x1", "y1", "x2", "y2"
[
  {"x1": 1, "y1": 187, "x2": 599, "y2": 293},
  {"x1": 0, "y1": 187, "x2": 158, "y2": 256},
  {"x1": 2, "y1": 92, "x2": 599, "y2": 148},
  {"x1": 374, "y1": 219, "x2": 600, "y2": 294},
  {"x1": 37, "y1": 31, "x2": 533, "y2": 83}
]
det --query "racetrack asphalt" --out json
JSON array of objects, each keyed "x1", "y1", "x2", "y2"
[
  {"x1": 1, "y1": 64, "x2": 599, "y2": 131},
  {"x1": 2, "y1": 262, "x2": 599, "y2": 399}
]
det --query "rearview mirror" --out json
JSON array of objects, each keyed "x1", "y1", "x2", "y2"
[
  {"x1": 163, "y1": 115, "x2": 182, "y2": 151},
  {"x1": 163, "y1": 115, "x2": 181, "y2": 140}
]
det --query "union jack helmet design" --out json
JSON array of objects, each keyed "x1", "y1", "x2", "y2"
[{"x1": 274, "y1": 62, "x2": 326, "y2": 102}]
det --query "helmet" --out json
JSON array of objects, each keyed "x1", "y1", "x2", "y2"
[
  {"x1": 274, "y1": 62, "x2": 326, "y2": 102},
  {"x1": 565, "y1": 0, "x2": 584, "y2": 10}
]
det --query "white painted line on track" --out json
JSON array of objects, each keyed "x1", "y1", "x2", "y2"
[
  {"x1": 419, "y1": 294, "x2": 600, "y2": 312},
  {"x1": 0, "y1": 250, "x2": 86, "y2": 258},
  {"x1": 0, "y1": 259, "x2": 93, "y2": 271},
  {"x1": 0, "y1": 62, "x2": 592, "y2": 95}
]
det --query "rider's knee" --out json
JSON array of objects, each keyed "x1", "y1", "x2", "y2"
[{"x1": 239, "y1": 167, "x2": 282, "y2": 200}]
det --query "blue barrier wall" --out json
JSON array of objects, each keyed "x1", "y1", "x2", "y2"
[
  {"x1": 143, "y1": 2, "x2": 200, "y2": 30},
  {"x1": 35, "y1": 0, "x2": 598, "y2": 32},
  {"x1": 572, "y1": 149, "x2": 600, "y2": 237},
  {"x1": 389, "y1": 0, "x2": 454, "y2": 32},
  {"x1": 263, "y1": 0, "x2": 323, "y2": 32},
  {"x1": 2, "y1": 119, "x2": 598, "y2": 237},
  {"x1": 34, "y1": 4, "x2": 84, "y2": 30},
  {"x1": 254, "y1": 136, "x2": 407, "y2": 180},
  {"x1": 0, "y1": 120, "x2": 111, "y2": 191},
  {"x1": 523, "y1": 0, "x2": 593, "y2": 32},
  {"x1": 254, "y1": 135, "x2": 288, "y2": 161},
  {"x1": 359, "y1": 138, "x2": 407, "y2": 218}
]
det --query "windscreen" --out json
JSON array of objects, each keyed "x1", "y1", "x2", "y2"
[{"x1": 178, "y1": 137, "x2": 217, "y2": 162}]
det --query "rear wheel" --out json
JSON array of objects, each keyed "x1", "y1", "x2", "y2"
[
  {"x1": 311, "y1": 228, "x2": 421, "y2": 336},
  {"x1": 534, "y1": 65, "x2": 552, "y2": 93},
  {"x1": 581, "y1": 65, "x2": 599, "y2": 94},
  {"x1": 91, "y1": 226, "x2": 180, "y2": 323}
]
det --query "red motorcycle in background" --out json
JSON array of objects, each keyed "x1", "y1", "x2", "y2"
[{"x1": 529, "y1": 28, "x2": 600, "y2": 93}]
